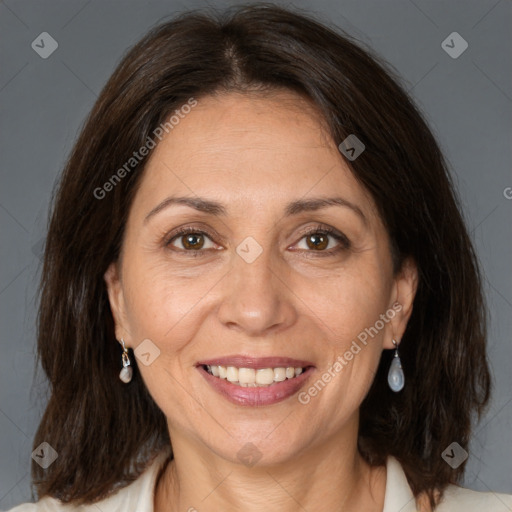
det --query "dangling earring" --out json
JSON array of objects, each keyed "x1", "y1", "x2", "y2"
[
  {"x1": 387, "y1": 338, "x2": 404, "y2": 392},
  {"x1": 119, "y1": 339, "x2": 133, "y2": 383}
]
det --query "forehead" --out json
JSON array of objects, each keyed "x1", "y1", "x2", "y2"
[{"x1": 132, "y1": 91, "x2": 378, "y2": 221}]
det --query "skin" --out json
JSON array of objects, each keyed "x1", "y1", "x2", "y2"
[{"x1": 104, "y1": 90, "x2": 419, "y2": 512}]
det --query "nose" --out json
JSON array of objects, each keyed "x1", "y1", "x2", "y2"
[{"x1": 216, "y1": 244, "x2": 298, "y2": 337}]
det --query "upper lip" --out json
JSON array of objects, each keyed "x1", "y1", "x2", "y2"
[{"x1": 196, "y1": 355, "x2": 314, "y2": 370}]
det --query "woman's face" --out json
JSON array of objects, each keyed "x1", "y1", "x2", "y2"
[{"x1": 105, "y1": 90, "x2": 417, "y2": 466}]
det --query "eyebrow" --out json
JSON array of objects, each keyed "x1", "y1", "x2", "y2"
[{"x1": 144, "y1": 195, "x2": 367, "y2": 225}]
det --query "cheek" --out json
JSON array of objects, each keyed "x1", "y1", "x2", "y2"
[
  {"x1": 301, "y1": 259, "x2": 391, "y2": 346},
  {"x1": 119, "y1": 259, "x2": 208, "y2": 423},
  {"x1": 119, "y1": 255, "x2": 220, "y2": 402},
  {"x1": 121, "y1": 253, "x2": 212, "y2": 343},
  {"x1": 299, "y1": 262, "x2": 391, "y2": 410}
]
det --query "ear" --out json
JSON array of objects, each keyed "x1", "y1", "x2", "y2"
[
  {"x1": 383, "y1": 256, "x2": 418, "y2": 350},
  {"x1": 104, "y1": 261, "x2": 131, "y2": 345}
]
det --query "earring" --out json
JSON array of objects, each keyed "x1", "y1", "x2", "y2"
[
  {"x1": 387, "y1": 338, "x2": 404, "y2": 392},
  {"x1": 119, "y1": 339, "x2": 133, "y2": 383}
]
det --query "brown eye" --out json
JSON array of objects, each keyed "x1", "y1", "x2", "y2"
[
  {"x1": 294, "y1": 226, "x2": 351, "y2": 256},
  {"x1": 166, "y1": 228, "x2": 216, "y2": 252},
  {"x1": 305, "y1": 233, "x2": 329, "y2": 251},
  {"x1": 181, "y1": 233, "x2": 205, "y2": 250}
]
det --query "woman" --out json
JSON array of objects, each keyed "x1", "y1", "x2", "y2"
[{"x1": 6, "y1": 4, "x2": 512, "y2": 512}]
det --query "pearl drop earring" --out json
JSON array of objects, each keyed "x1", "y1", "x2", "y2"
[
  {"x1": 387, "y1": 338, "x2": 405, "y2": 392},
  {"x1": 119, "y1": 339, "x2": 133, "y2": 383}
]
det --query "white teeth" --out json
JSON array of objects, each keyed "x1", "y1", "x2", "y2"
[
  {"x1": 205, "y1": 365, "x2": 306, "y2": 386},
  {"x1": 256, "y1": 368, "x2": 274, "y2": 385},
  {"x1": 273, "y1": 367, "x2": 286, "y2": 382},
  {"x1": 238, "y1": 368, "x2": 256, "y2": 384},
  {"x1": 226, "y1": 366, "x2": 238, "y2": 382}
]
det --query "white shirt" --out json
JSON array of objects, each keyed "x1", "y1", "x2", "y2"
[{"x1": 5, "y1": 450, "x2": 512, "y2": 511}]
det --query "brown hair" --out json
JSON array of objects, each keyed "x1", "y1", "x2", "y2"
[{"x1": 32, "y1": 3, "x2": 491, "y2": 509}]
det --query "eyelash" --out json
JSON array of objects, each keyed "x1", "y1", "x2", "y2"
[{"x1": 165, "y1": 224, "x2": 351, "y2": 258}]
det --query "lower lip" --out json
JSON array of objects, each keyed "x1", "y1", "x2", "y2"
[{"x1": 198, "y1": 366, "x2": 314, "y2": 406}]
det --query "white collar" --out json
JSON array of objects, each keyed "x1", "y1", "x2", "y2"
[
  {"x1": 44, "y1": 450, "x2": 416, "y2": 511},
  {"x1": 382, "y1": 456, "x2": 418, "y2": 512}
]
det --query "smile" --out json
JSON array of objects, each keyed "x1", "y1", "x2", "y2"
[
  {"x1": 204, "y1": 365, "x2": 304, "y2": 386},
  {"x1": 196, "y1": 356, "x2": 315, "y2": 406}
]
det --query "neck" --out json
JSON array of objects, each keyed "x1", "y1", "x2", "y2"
[{"x1": 154, "y1": 421, "x2": 386, "y2": 512}]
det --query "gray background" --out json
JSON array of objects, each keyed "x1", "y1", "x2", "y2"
[{"x1": 0, "y1": 0, "x2": 511, "y2": 508}]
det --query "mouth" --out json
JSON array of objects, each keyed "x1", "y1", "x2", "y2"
[
  {"x1": 196, "y1": 356, "x2": 315, "y2": 406},
  {"x1": 202, "y1": 364, "x2": 306, "y2": 386}
]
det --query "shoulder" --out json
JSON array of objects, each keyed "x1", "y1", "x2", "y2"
[
  {"x1": 383, "y1": 456, "x2": 512, "y2": 512},
  {"x1": 3, "y1": 449, "x2": 172, "y2": 512},
  {"x1": 435, "y1": 484, "x2": 512, "y2": 512}
]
